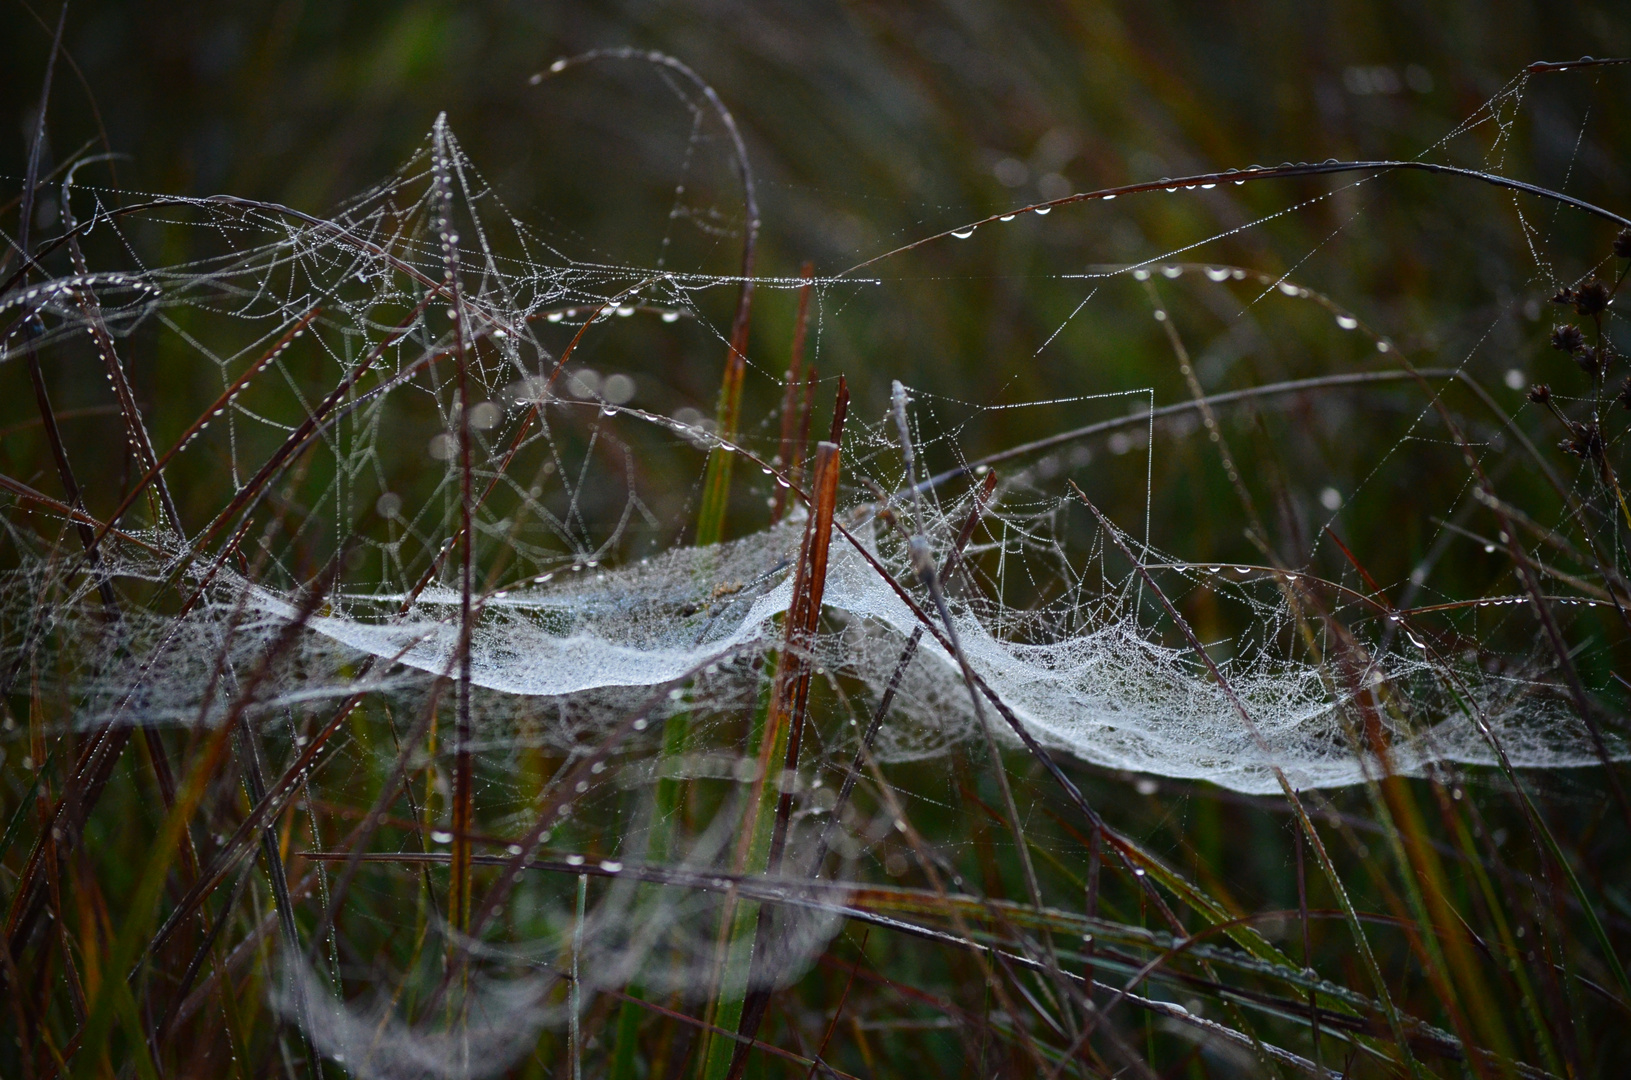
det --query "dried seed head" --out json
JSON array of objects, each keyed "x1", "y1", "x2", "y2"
[
  {"x1": 1575, "y1": 346, "x2": 1603, "y2": 377},
  {"x1": 1573, "y1": 278, "x2": 1610, "y2": 317},
  {"x1": 1562, "y1": 422, "x2": 1604, "y2": 460},
  {"x1": 1551, "y1": 323, "x2": 1586, "y2": 353},
  {"x1": 1615, "y1": 228, "x2": 1631, "y2": 260},
  {"x1": 1527, "y1": 383, "x2": 1552, "y2": 404}
]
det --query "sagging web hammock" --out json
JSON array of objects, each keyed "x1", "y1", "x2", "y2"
[{"x1": 1, "y1": 107, "x2": 1614, "y2": 803}]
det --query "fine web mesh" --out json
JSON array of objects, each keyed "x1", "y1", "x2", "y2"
[
  {"x1": 4, "y1": 112, "x2": 1613, "y2": 793},
  {"x1": 47, "y1": 502, "x2": 1600, "y2": 796}
]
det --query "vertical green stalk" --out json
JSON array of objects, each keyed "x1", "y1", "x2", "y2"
[
  {"x1": 694, "y1": 311, "x2": 752, "y2": 548},
  {"x1": 707, "y1": 435, "x2": 844, "y2": 1080},
  {"x1": 694, "y1": 191, "x2": 760, "y2": 548},
  {"x1": 571, "y1": 873, "x2": 587, "y2": 1080},
  {"x1": 654, "y1": 267, "x2": 762, "y2": 1075},
  {"x1": 700, "y1": 680, "x2": 784, "y2": 1080},
  {"x1": 608, "y1": 695, "x2": 692, "y2": 1080},
  {"x1": 609, "y1": 984, "x2": 643, "y2": 1080},
  {"x1": 627, "y1": 245, "x2": 761, "y2": 1076}
]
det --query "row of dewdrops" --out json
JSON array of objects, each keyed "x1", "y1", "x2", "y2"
[{"x1": 390, "y1": 264, "x2": 1565, "y2": 603}]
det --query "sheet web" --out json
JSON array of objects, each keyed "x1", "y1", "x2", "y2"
[{"x1": 3, "y1": 57, "x2": 1628, "y2": 1075}]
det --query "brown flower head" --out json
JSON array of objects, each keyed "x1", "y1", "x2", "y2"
[
  {"x1": 1574, "y1": 278, "x2": 1610, "y2": 317},
  {"x1": 1552, "y1": 323, "x2": 1585, "y2": 353}
]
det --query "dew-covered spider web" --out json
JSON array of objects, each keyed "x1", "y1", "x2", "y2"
[{"x1": 4, "y1": 51, "x2": 1630, "y2": 1076}]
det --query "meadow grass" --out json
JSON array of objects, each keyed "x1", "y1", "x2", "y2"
[{"x1": 4, "y1": 26, "x2": 1631, "y2": 1080}]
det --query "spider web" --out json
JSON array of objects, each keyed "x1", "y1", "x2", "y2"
[{"x1": 2, "y1": 54, "x2": 1628, "y2": 1075}]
